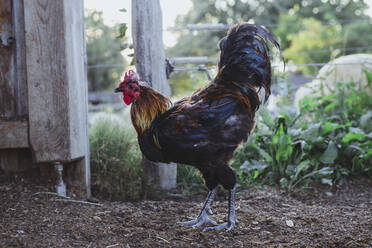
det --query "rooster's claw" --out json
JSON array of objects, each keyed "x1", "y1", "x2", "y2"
[
  {"x1": 202, "y1": 221, "x2": 235, "y2": 232},
  {"x1": 175, "y1": 212, "x2": 217, "y2": 228}
]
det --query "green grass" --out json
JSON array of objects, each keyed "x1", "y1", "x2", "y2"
[{"x1": 90, "y1": 116, "x2": 142, "y2": 200}]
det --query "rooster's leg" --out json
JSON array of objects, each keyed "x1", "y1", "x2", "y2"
[
  {"x1": 175, "y1": 185, "x2": 219, "y2": 228},
  {"x1": 203, "y1": 184, "x2": 236, "y2": 232}
]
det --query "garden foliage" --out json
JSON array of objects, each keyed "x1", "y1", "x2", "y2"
[{"x1": 233, "y1": 70, "x2": 372, "y2": 190}]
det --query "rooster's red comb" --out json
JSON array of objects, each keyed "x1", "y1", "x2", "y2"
[{"x1": 123, "y1": 70, "x2": 140, "y2": 84}]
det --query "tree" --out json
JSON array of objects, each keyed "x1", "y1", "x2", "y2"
[
  {"x1": 343, "y1": 21, "x2": 372, "y2": 53},
  {"x1": 283, "y1": 18, "x2": 343, "y2": 75},
  {"x1": 166, "y1": 0, "x2": 371, "y2": 87},
  {"x1": 85, "y1": 10, "x2": 127, "y2": 92},
  {"x1": 170, "y1": 0, "x2": 369, "y2": 52}
]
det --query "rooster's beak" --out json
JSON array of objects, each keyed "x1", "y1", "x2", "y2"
[{"x1": 115, "y1": 86, "x2": 123, "y2": 93}]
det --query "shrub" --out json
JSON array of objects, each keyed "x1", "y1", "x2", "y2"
[
  {"x1": 90, "y1": 117, "x2": 142, "y2": 200},
  {"x1": 233, "y1": 71, "x2": 372, "y2": 190}
]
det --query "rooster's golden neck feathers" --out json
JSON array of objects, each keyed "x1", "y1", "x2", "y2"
[{"x1": 130, "y1": 86, "x2": 172, "y2": 136}]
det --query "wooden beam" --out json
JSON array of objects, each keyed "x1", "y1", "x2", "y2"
[
  {"x1": 13, "y1": 0, "x2": 28, "y2": 117},
  {"x1": 0, "y1": 121, "x2": 28, "y2": 149},
  {"x1": 23, "y1": 0, "x2": 90, "y2": 196},
  {"x1": 132, "y1": 0, "x2": 176, "y2": 190},
  {"x1": 24, "y1": 0, "x2": 70, "y2": 162},
  {"x1": 24, "y1": 0, "x2": 89, "y2": 163},
  {"x1": 64, "y1": 0, "x2": 91, "y2": 198},
  {"x1": 132, "y1": 0, "x2": 172, "y2": 95}
]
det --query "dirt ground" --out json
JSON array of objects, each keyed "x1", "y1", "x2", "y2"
[{"x1": 1, "y1": 171, "x2": 371, "y2": 248}]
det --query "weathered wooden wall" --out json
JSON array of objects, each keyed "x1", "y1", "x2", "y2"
[
  {"x1": 0, "y1": 0, "x2": 90, "y2": 196},
  {"x1": 0, "y1": 0, "x2": 31, "y2": 172},
  {"x1": 132, "y1": 0, "x2": 176, "y2": 190},
  {"x1": 0, "y1": 121, "x2": 28, "y2": 149},
  {"x1": 0, "y1": 0, "x2": 28, "y2": 119}
]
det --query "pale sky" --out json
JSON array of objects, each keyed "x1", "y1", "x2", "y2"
[
  {"x1": 366, "y1": 0, "x2": 372, "y2": 15},
  {"x1": 84, "y1": 0, "x2": 192, "y2": 47}
]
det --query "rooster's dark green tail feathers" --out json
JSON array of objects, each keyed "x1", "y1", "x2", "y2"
[{"x1": 217, "y1": 23, "x2": 280, "y2": 107}]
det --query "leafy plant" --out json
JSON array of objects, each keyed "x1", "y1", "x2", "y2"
[
  {"x1": 233, "y1": 71, "x2": 372, "y2": 191},
  {"x1": 117, "y1": 8, "x2": 128, "y2": 39}
]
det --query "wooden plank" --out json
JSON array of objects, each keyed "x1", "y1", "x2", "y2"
[
  {"x1": 0, "y1": 149, "x2": 32, "y2": 172},
  {"x1": 24, "y1": 0, "x2": 89, "y2": 163},
  {"x1": 24, "y1": 0, "x2": 70, "y2": 162},
  {"x1": 0, "y1": 0, "x2": 27, "y2": 119},
  {"x1": 64, "y1": 0, "x2": 90, "y2": 197},
  {"x1": 0, "y1": 121, "x2": 28, "y2": 148},
  {"x1": 13, "y1": 0, "x2": 28, "y2": 117},
  {"x1": 63, "y1": 0, "x2": 89, "y2": 163},
  {"x1": 132, "y1": 0, "x2": 176, "y2": 190},
  {"x1": 0, "y1": 0, "x2": 16, "y2": 119}
]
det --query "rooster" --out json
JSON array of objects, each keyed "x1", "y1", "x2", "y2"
[{"x1": 115, "y1": 23, "x2": 279, "y2": 231}]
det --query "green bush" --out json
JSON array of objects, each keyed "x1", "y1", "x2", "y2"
[
  {"x1": 90, "y1": 117, "x2": 142, "y2": 200},
  {"x1": 233, "y1": 71, "x2": 372, "y2": 191}
]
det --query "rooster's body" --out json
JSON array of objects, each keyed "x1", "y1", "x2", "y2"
[{"x1": 116, "y1": 23, "x2": 279, "y2": 231}]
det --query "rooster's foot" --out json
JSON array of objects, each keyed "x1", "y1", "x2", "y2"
[
  {"x1": 175, "y1": 186, "x2": 219, "y2": 228},
  {"x1": 203, "y1": 220, "x2": 235, "y2": 232},
  {"x1": 203, "y1": 184, "x2": 237, "y2": 232},
  {"x1": 176, "y1": 209, "x2": 217, "y2": 228}
]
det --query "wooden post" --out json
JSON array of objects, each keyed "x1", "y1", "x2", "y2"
[
  {"x1": 23, "y1": 0, "x2": 90, "y2": 197},
  {"x1": 132, "y1": 0, "x2": 177, "y2": 190}
]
